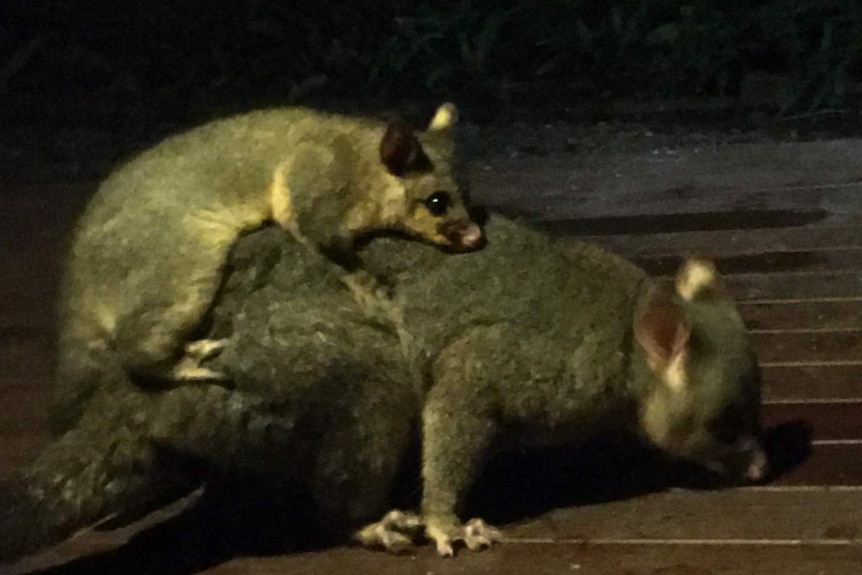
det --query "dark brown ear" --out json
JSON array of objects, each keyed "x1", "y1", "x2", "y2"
[
  {"x1": 380, "y1": 119, "x2": 428, "y2": 176},
  {"x1": 635, "y1": 297, "x2": 691, "y2": 374}
]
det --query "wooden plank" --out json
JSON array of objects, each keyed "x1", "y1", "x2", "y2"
[
  {"x1": 0, "y1": 429, "x2": 857, "y2": 570},
  {"x1": 473, "y1": 163, "x2": 862, "y2": 218},
  {"x1": 634, "y1": 249, "x2": 862, "y2": 277},
  {"x1": 761, "y1": 364, "x2": 862, "y2": 402},
  {"x1": 538, "y1": 209, "x2": 831, "y2": 235},
  {"x1": 773, "y1": 444, "x2": 862, "y2": 486},
  {"x1": 11, "y1": 532, "x2": 862, "y2": 575},
  {"x1": 6, "y1": 483, "x2": 861, "y2": 575},
  {"x1": 205, "y1": 543, "x2": 862, "y2": 575},
  {"x1": 739, "y1": 299, "x2": 862, "y2": 331},
  {"x1": 726, "y1": 271, "x2": 862, "y2": 301},
  {"x1": 578, "y1": 225, "x2": 862, "y2": 257},
  {"x1": 467, "y1": 141, "x2": 862, "y2": 205},
  {"x1": 500, "y1": 487, "x2": 862, "y2": 540},
  {"x1": 763, "y1": 402, "x2": 862, "y2": 441},
  {"x1": 753, "y1": 331, "x2": 862, "y2": 364},
  {"x1": 761, "y1": 407, "x2": 862, "y2": 485}
]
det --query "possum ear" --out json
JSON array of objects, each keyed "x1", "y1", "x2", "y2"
[
  {"x1": 675, "y1": 254, "x2": 727, "y2": 302},
  {"x1": 380, "y1": 119, "x2": 430, "y2": 176},
  {"x1": 427, "y1": 102, "x2": 458, "y2": 132},
  {"x1": 635, "y1": 297, "x2": 691, "y2": 389}
]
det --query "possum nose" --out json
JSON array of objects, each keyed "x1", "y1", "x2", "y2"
[
  {"x1": 744, "y1": 444, "x2": 771, "y2": 483},
  {"x1": 446, "y1": 221, "x2": 483, "y2": 251},
  {"x1": 732, "y1": 436, "x2": 771, "y2": 483},
  {"x1": 458, "y1": 222, "x2": 483, "y2": 249}
]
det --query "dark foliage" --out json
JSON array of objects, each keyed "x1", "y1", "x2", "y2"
[{"x1": 2, "y1": 1, "x2": 861, "y2": 120}]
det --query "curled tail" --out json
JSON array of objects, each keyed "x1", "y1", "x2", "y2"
[
  {"x1": 0, "y1": 383, "x2": 305, "y2": 565},
  {"x1": 0, "y1": 474, "x2": 66, "y2": 563},
  {"x1": 2, "y1": 343, "x2": 203, "y2": 564},
  {"x1": 0, "y1": 392, "x2": 197, "y2": 565}
]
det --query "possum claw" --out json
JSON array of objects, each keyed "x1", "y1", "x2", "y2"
[
  {"x1": 426, "y1": 517, "x2": 502, "y2": 557},
  {"x1": 426, "y1": 525, "x2": 456, "y2": 557},
  {"x1": 184, "y1": 338, "x2": 227, "y2": 360},
  {"x1": 355, "y1": 509, "x2": 424, "y2": 553},
  {"x1": 173, "y1": 338, "x2": 229, "y2": 381},
  {"x1": 463, "y1": 518, "x2": 503, "y2": 551}
]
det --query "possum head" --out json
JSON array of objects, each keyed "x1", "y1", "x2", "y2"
[
  {"x1": 636, "y1": 256, "x2": 770, "y2": 484},
  {"x1": 377, "y1": 103, "x2": 482, "y2": 252}
]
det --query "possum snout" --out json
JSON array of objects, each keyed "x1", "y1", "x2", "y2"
[
  {"x1": 440, "y1": 220, "x2": 484, "y2": 251},
  {"x1": 740, "y1": 438, "x2": 771, "y2": 483},
  {"x1": 707, "y1": 436, "x2": 771, "y2": 484}
]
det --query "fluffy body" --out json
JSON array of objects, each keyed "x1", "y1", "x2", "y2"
[
  {"x1": 0, "y1": 215, "x2": 767, "y2": 564},
  {"x1": 53, "y1": 103, "x2": 479, "y2": 434},
  {"x1": 2, "y1": 229, "x2": 415, "y2": 563},
  {"x1": 357, "y1": 216, "x2": 767, "y2": 555}
]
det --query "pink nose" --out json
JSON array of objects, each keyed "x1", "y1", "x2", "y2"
[
  {"x1": 744, "y1": 446, "x2": 771, "y2": 483},
  {"x1": 458, "y1": 223, "x2": 483, "y2": 249}
]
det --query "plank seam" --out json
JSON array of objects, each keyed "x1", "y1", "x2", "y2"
[{"x1": 503, "y1": 537, "x2": 860, "y2": 546}]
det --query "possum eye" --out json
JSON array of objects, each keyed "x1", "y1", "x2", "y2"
[{"x1": 424, "y1": 191, "x2": 451, "y2": 216}]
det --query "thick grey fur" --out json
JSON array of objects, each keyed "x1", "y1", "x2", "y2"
[{"x1": 0, "y1": 214, "x2": 766, "y2": 563}]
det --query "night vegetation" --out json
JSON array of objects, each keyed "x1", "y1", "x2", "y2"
[{"x1": 2, "y1": 1, "x2": 860, "y2": 122}]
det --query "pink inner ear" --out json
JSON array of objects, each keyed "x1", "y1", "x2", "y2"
[
  {"x1": 635, "y1": 301, "x2": 691, "y2": 366},
  {"x1": 379, "y1": 120, "x2": 418, "y2": 176}
]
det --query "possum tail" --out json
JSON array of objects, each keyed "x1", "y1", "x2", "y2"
[
  {"x1": 0, "y1": 383, "x2": 299, "y2": 565},
  {"x1": 0, "y1": 474, "x2": 64, "y2": 563},
  {"x1": 0, "y1": 391, "x2": 197, "y2": 564}
]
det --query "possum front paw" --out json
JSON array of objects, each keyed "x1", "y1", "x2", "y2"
[
  {"x1": 425, "y1": 516, "x2": 503, "y2": 558},
  {"x1": 172, "y1": 338, "x2": 229, "y2": 381},
  {"x1": 354, "y1": 509, "x2": 424, "y2": 554}
]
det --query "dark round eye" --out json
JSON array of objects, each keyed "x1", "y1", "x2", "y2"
[{"x1": 424, "y1": 191, "x2": 451, "y2": 216}]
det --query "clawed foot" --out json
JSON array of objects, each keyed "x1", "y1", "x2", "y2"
[
  {"x1": 426, "y1": 517, "x2": 503, "y2": 558},
  {"x1": 172, "y1": 338, "x2": 229, "y2": 381},
  {"x1": 185, "y1": 338, "x2": 227, "y2": 360},
  {"x1": 357, "y1": 511, "x2": 502, "y2": 557},
  {"x1": 355, "y1": 509, "x2": 424, "y2": 554}
]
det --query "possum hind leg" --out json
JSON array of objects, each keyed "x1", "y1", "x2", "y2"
[
  {"x1": 172, "y1": 337, "x2": 229, "y2": 381},
  {"x1": 115, "y1": 292, "x2": 228, "y2": 384},
  {"x1": 112, "y1": 219, "x2": 245, "y2": 384}
]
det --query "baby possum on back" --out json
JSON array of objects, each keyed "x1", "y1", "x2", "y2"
[{"x1": 52, "y1": 103, "x2": 481, "y2": 433}]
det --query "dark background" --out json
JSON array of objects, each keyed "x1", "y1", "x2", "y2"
[
  {"x1": 2, "y1": 1, "x2": 862, "y2": 182},
  {"x1": 3, "y1": 1, "x2": 861, "y2": 121}
]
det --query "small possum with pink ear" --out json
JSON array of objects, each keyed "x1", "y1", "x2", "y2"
[{"x1": 53, "y1": 103, "x2": 482, "y2": 433}]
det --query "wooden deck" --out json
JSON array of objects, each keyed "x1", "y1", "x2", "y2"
[{"x1": 2, "y1": 138, "x2": 861, "y2": 574}]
